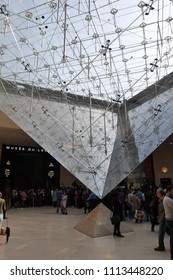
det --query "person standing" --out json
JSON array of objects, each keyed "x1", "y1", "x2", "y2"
[
  {"x1": 154, "y1": 189, "x2": 166, "y2": 251},
  {"x1": 149, "y1": 192, "x2": 159, "y2": 232},
  {"x1": 111, "y1": 189, "x2": 124, "y2": 237},
  {"x1": 0, "y1": 192, "x2": 6, "y2": 232},
  {"x1": 129, "y1": 189, "x2": 140, "y2": 222},
  {"x1": 61, "y1": 189, "x2": 68, "y2": 215},
  {"x1": 82, "y1": 189, "x2": 90, "y2": 214},
  {"x1": 56, "y1": 188, "x2": 62, "y2": 213},
  {"x1": 163, "y1": 186, "x2": 173, "y2": 260},
  {"x1": 87, "y1": 192, "x2": 99, "y2": 212}
]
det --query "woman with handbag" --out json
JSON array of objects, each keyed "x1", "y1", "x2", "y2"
[{"x1": 111, "y1": 189, "x2": 124, "y2": 237}]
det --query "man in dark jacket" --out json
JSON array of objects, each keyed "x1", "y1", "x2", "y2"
[
  {"x1": 154, "y1": 188, "x2": 166, "y2": 251},
  {"x1": 112, "y1": 190, "x2": 124, "y2": 237}
]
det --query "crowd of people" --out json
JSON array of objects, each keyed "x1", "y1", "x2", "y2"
[
  {"x1": 0, "y1": 183, "x2": 173, "y2": 260},
  {"x1": 52, "y1": 187, "x2": 100, "y2": 215},
  {"x1": 107, "y1": 184, "x2": 173, "y2": 260},
  {"x1": 2, "y1": 185, "x2": 100, "y2": 213}
]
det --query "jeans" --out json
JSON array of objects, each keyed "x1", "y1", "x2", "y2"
[
  {"x1": 0, "y1": 213, "x2": 3, "y2": 230},
  {"x1": 56, "y1": 199, "x2": 61, "y2": 213},
  {"x1": 166, "y1": 220, "x2": 173, "y2": 260},
  {"x1": 158, "y1": 218, "x2": 166, "y2": 248}
]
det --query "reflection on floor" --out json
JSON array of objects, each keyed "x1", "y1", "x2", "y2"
[{"x1": 0, "y1": 206, "x2": 171, "y2": 260}]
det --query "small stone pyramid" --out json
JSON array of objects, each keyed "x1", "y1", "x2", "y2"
[{"x1": 74, "y1": 202, "x2": 133, "y2": 238}]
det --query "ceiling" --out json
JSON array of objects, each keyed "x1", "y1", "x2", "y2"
[{"x1": 0, "y1": 0, "x2": 173, "y2": 103}]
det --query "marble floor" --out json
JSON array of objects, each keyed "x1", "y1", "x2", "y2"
[{"x1": 0, "y1": 206, "x2": 171, "y2": 260}]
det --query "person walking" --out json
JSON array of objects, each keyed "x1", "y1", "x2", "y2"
[
  {"x1": 154, "y1": 188, "x2": 166, "y2": 251},
  {"x1": 0, "y1": 192, "x2": 6, "y2": 232},
  {"x1": 163, "y1": 185, "x2": 173, "y2": 260}
]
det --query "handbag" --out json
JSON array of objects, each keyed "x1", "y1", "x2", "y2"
[
  {"x1": 1, "y1": 227, "x2": 6, "y2": 235},
  {"x1": 110, "y1": 213, "x2": 120, "y2": 225},
  {"x1": 135, "y1": 209, "x2": 144, "y2": 220}
]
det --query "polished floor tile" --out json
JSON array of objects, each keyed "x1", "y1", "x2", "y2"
[{"x1": 0, "y1": 206, "x2": 171, "y2": 260}]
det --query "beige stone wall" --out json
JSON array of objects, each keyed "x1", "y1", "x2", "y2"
[
  {"x1": 152, "y1": 138, "x2": 173, "y2": 186},
  {"x1": 60, "y1": 165, "x2": 75, "y2": 187}
]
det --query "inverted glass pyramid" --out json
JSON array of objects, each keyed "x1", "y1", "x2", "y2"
[{"x1": 1, "y1": 0, "x2": 173, "y2": 198}]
